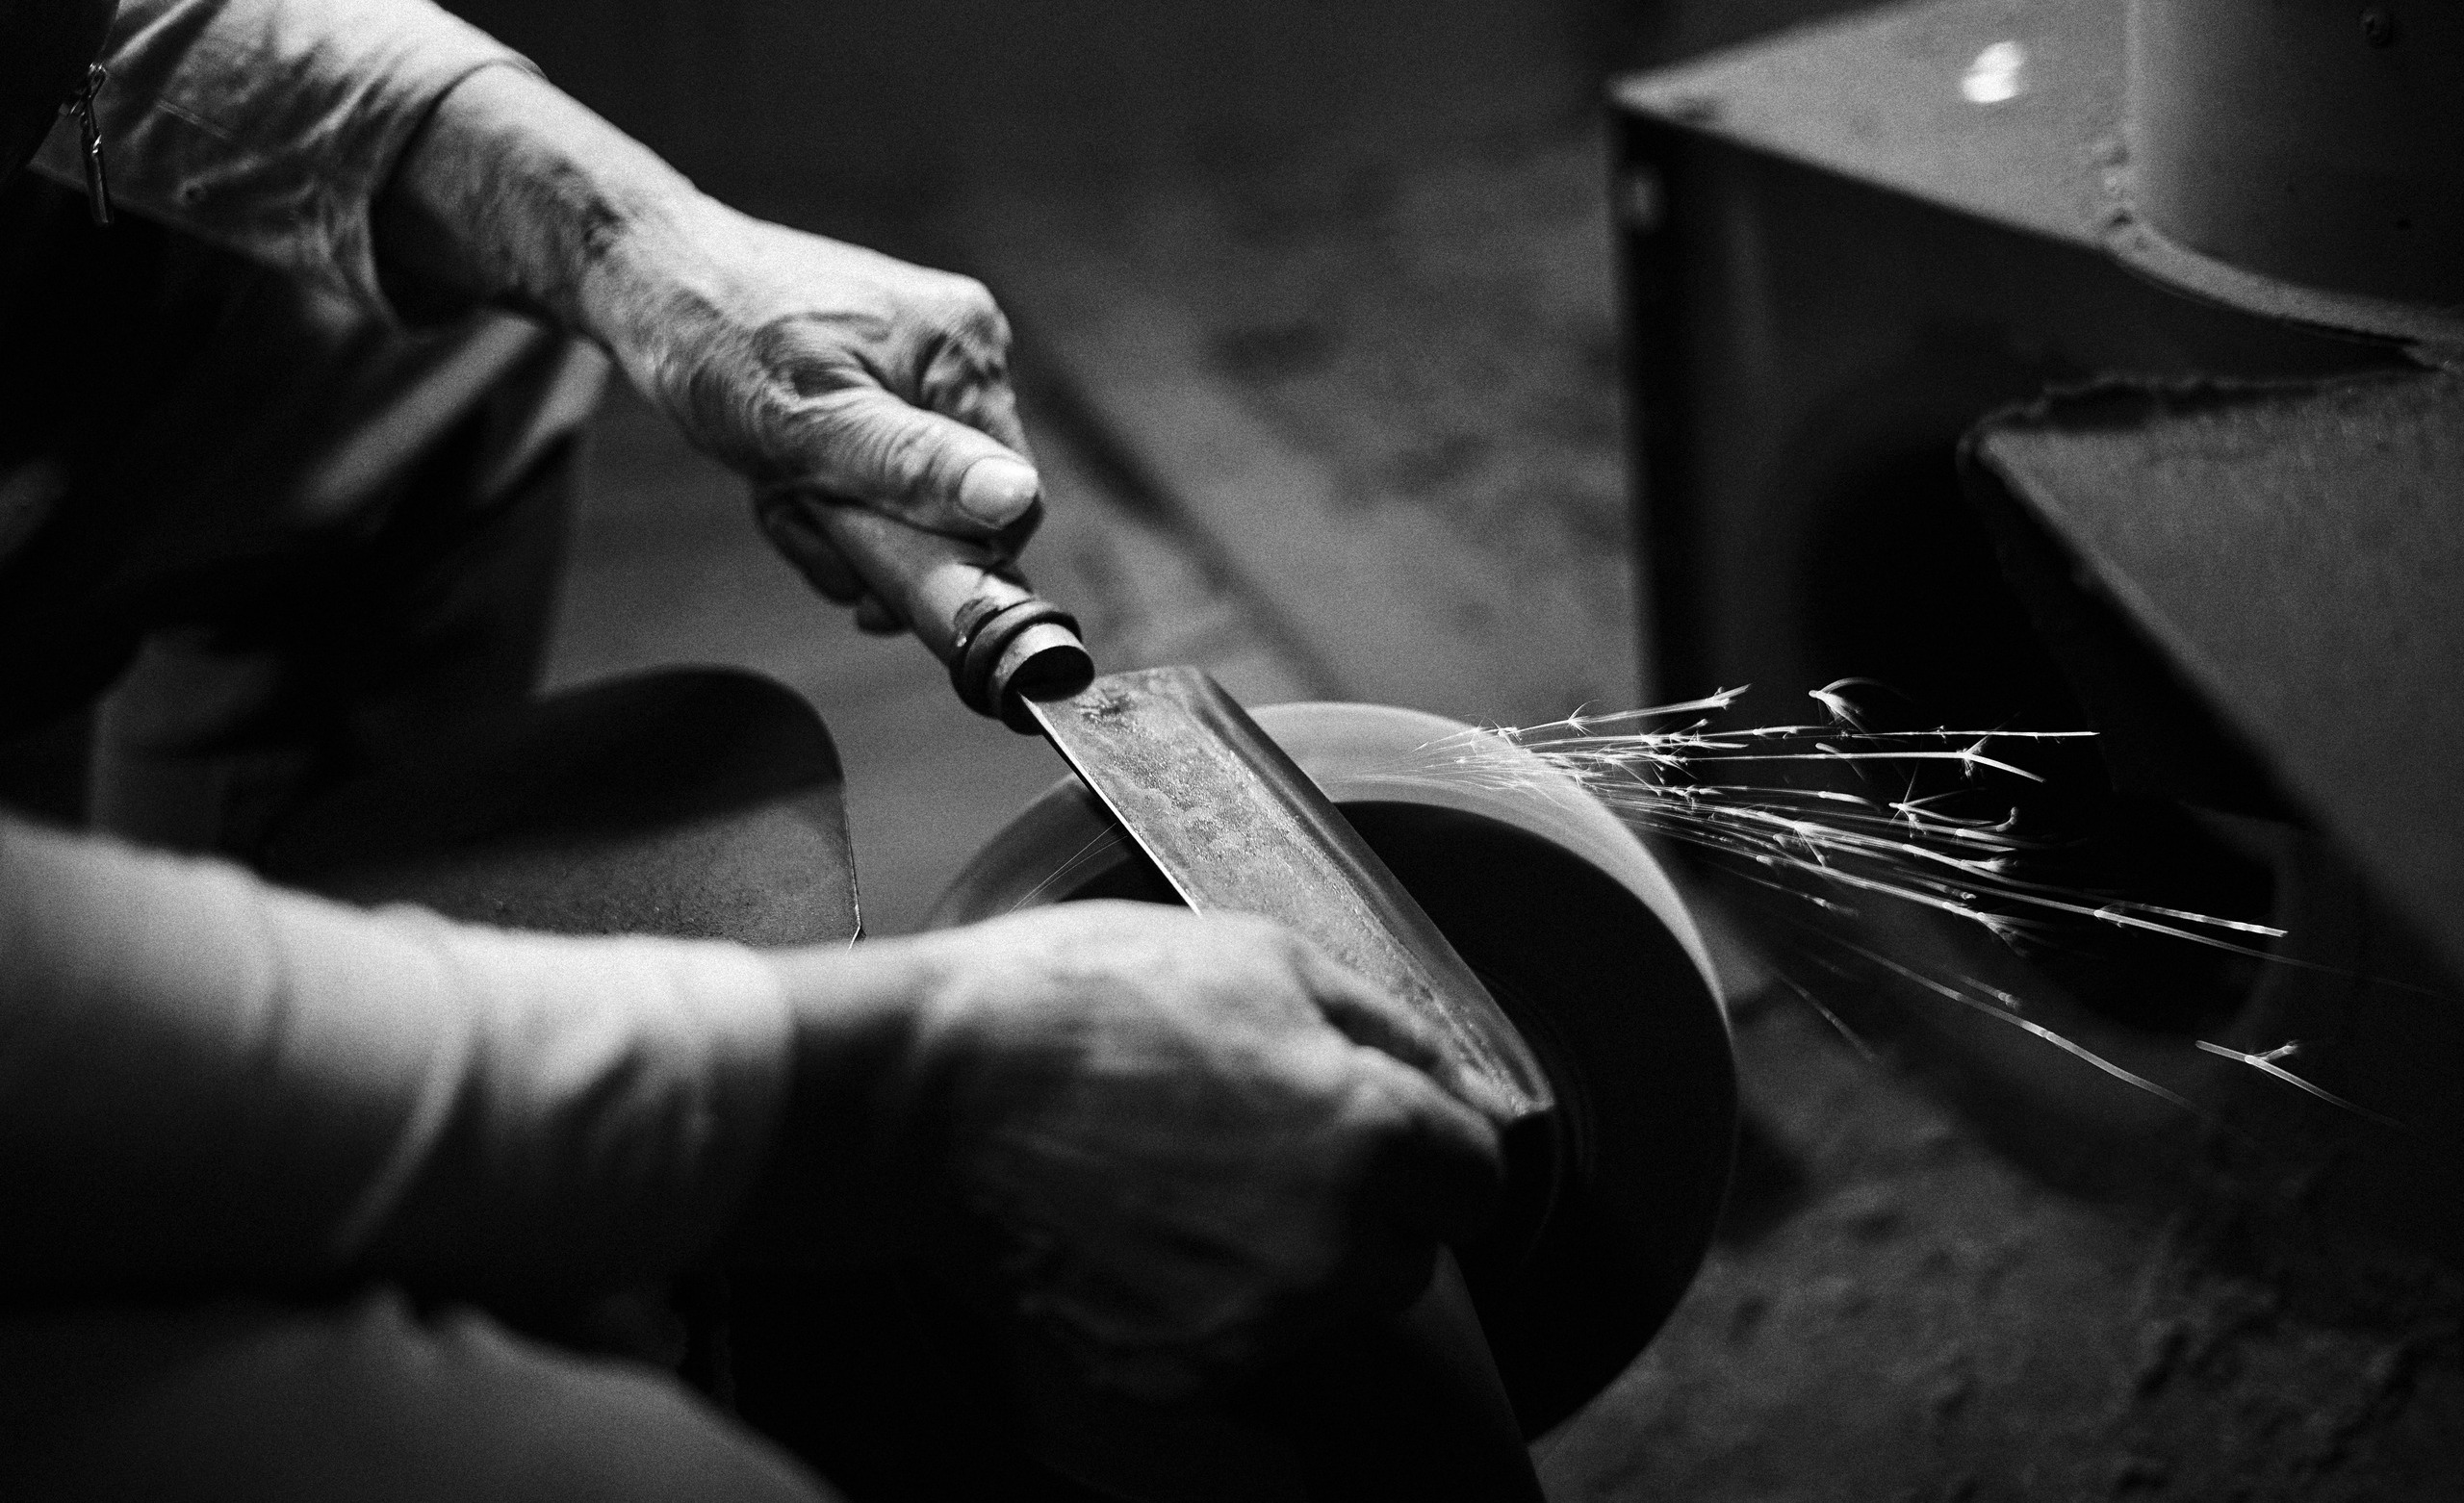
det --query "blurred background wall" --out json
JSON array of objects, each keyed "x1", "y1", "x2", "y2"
[
  {"x1": 443, "y1": 0, "x2": 1582, "y2": 213},
  {"x1": 440, "y1": 0, "x2": 1879, "y2": 217}
]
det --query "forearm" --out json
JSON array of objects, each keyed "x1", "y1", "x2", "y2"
[
  {"x1": 374, "y1": 62, "x2": 1042, "y2": 516},
  {"x1": 373, "y1": 64, "x2": 728, "y2": 363},
  {"x1": 0, "y1": 817, "x2": 806, "y2": 1300}
]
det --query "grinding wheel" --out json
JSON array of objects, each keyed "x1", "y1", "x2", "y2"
[{"x1": 932, "y1": 701, "x2": 1737, "y2": 1436}]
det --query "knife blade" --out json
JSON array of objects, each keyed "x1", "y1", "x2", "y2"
[{"x1": 1025, "y1": 665, "x2": 1553, "y2": 1124}]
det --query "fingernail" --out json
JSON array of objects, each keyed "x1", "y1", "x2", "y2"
[{"x1": 958, "y1": 456, "x2": 1040, "y2": 525}]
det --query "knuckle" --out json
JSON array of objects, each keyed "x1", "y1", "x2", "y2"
[
  {"x1": 939, "y1": 276, "x2": 1011, "y2": 345},
  {"x1": 1267, "y1": 923, "x2": 1327, "y2": 971},
  {"x1": 1330, "y1": 1066, "x2": 1416, "y2": 1144},
  {"x1": 942, "y1": 272, "x2": 996, "y2": 315},
  {"x1": 747, "y1": 315, "x2": 872, "y2": 398},
  {"x1": 1385, "y1": 1004, "x2": 1448, "y2": 1056}
]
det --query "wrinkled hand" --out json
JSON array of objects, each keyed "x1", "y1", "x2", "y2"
[
  {"x1": 606, "y1": 205, "x2": 1040, "y2": 632},
  {"x1": 772, "y1": 903, "x2": 1505, "y2": 1402},
  {"x1": 377, "y1": 70, "x2": 1041, "y2": 634}
]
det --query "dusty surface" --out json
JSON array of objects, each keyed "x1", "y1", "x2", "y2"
[{"x1": 1537, "y1": 981, "x2": 2464, "y2": 1503}]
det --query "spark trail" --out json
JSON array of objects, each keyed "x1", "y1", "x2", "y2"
[
  {"x1": 1395, "y1": 684, "x2": 2283, "y2": 959},
  {"x1": 1381, "y1": 682, "x2": 2400, "y2": 1128}
]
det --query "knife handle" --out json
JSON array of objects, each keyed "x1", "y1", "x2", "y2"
[{"x1": 812, "y1": 501, "x2": 1094, "y2": 732}]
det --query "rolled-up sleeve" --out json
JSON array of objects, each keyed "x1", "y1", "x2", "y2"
[
  {"x1": 30, "y1": 0, "x2": 528, "y2": 318},
  {"x1": 0, "y1": 815, "x2": 794, "y2": 1299}
]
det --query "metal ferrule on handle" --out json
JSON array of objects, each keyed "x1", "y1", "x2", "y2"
[{"x1": 812, "y1": 503, "x2": 1095, "y2": 731}]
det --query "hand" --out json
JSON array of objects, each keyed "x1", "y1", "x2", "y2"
[
  {"x1": 760, "y1": 903, "x2": 1505, "y2": 1401},
  {"x1": 611, "y1": 206, "x2": 1040, "y2": 633},
  {"x1": 378, "y1": 69, "x2": 1040, "y2": 633}
]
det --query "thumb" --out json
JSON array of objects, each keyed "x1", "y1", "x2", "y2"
[{"x1": 800, "y1": 387, "x2": 1041, "y2": 536}]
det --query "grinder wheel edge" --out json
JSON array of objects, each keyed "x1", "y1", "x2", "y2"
[{"x1": 929, "y1": 700, "x2": 1739, "y2": 1436}]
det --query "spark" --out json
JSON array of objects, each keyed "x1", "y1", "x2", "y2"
[
  {"x1": 1774, "y1": 972, "x2": 1879, "y2": 1061},
  {"x1": 1382, "y1": 684, "x2": 2411, "y2": 1128},
  {"x1": 1809, "y1": 679, "x2": 1874, "y2": 729},
  {"x1": 1406, "y1": 690, "x2": 2272, "y2": 960},
  {"x1": 2194, "y1": 1040, "x2": 2409, "y2": 1131},
  {"x1": 1008, "y1": 825, "x2": 1130, "y2": 912},
  {"x1": 1827, "y1": 932, "x2": 2207, "y2": 1119}
]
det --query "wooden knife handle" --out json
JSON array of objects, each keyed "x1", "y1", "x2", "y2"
[{"x1": 810, "y1": 502, "x2": 1094, "y2": 731}]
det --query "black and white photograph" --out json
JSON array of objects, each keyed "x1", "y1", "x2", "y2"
[{"x1": 1, "y1": 0, "x2": 2457, "y2": 1497}]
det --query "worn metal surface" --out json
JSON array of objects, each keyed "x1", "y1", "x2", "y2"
[
  {"x1": 1970, "y1": 370, "x2": 2464, "y2": 981},
  {"x1": 1609, "y1": 6, "x2": 2403, "y2": 706},
  {"x1": 2116, "y1": 0, "x2": 2464, "y2": 348},
  {"x1": 1611, "y1": 0, "x2": 2124, "y2": 250},
  {"x1": 1602, "y1": 12, "x2": 2464, "y2": 1498},
  {"x1": 1611, "y1": 0, "x2": 2462, "y2": 350},
  {"x1": 1025, "y1": 667, "x2": 1554, "y2": 1123}
]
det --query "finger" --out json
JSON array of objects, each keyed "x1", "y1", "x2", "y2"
[
  {"x1": 1302, "y1": 956, "x2": 1459, "y2": 1081},
  {"x1": 1010, "y1": 1254, "x2": 1254, "y2": 1403},
  {"x1": 855, "y1": 595, "x2": 904, "y2": 635},
  {"x1": 753, "y1": 489, "x2": 865, "y2": 602},
  {"x1": 1294, "y1": 945, "x2": 1518, "y2": 1125},
  {"x1": 1346, "y1": 1050, "x2": 1505, "y2": 1250},
  {"x1": 793, "y1": 387, "x2": 1041, "y2": 537}
]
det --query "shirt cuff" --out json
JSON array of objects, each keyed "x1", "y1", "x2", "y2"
[{"x1": 32, "y1": 0, "x2": 532, "y2": 321}]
